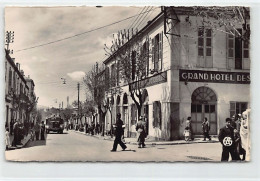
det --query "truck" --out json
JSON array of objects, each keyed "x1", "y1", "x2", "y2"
[{"x1": 46, "y1": 116, "x2": 64, "y2": 134}]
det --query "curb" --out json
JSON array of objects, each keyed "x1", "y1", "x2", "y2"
[
  {"x1": 6, "y1": 135, "x2": 31, "y2": 151},
  {"x1": 72, "y1": 130, "x2": 218, "y2": 146}
]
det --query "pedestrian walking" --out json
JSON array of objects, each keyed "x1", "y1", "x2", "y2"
[
  {"x1": 136, "y1": 116, "x2": 146, "y2": 148},
  {"x1": 202, "y1": 117, "x2": 211, "y2": 141},
  {"x1": 185, "y1": 116, "x2": 194, "y2": 141},
  {"x1": 111, "y1": 113, "x2": 127, "y2": 152},
  {"x1": 34, "y1": 122, "x2": 40, "y2": 140},
  {"x1": 40, "y1": 121, "x2": 45, "y2": 140},
  {"x1": 5, "y1": 127, "x2": 11, "y2": 150},
  {"x1": 218, "y1": 118, "x2": 238, "y2": 161}
]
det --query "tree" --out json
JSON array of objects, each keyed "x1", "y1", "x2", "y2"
[
  {"x1": 60, "y1": 107, "x2": 73, "y2": 122},
  {"x1": 185, "y1": 6, "x2": 250, "y2": 42},
  {"x1": 84, "y1": 63, "x2": 109, "y2": 135},
  {"x1": 104, "y1": 29, "x2": 150, "y2": 118}
]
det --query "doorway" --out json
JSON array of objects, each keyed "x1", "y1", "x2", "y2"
[{"x1": 191, "y1": 87, "x2": 217, "y2": 135}]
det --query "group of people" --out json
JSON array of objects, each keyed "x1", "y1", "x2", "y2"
[
  {"x1": 5, "y1": 120, "x2": 45, "y2": 150},
  {"x1": 219, "y1": 112, "x2": 249, "y2": 161},
  {"x1": 5, "y1": 120, "x2": 25, "y2": 149},
  {"x1": 184, "y1": 117, "x2": 211, "y2": 141},
  {"x1": 66, "y1": 120, "x2": 101, "y2": 136},
  {"x1": 31, "y1": 121, "x2": 46, "y2": 141},
  {"x1": 84, "y1": 122, "x2": 101, "y2": 135},
  {"x1": 110, "y1": 113, "x2": 147, "y2": 152}
]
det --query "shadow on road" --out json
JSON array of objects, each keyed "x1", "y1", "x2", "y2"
[
  {"x1": 47, "y1": 132, "x2": 68, "y2": 134},
  {"x1": 25, "y1": 134, "x2": 47, "y2": 148}
]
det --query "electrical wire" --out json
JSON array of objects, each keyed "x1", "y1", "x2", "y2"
[
  {"x1": 132, "y1": 6, "x2": 150, "y2": 31},
  {"x1": 128, "y1": 6, "x2": 147, "y2": 30},
  {"x1": 16, "y1": 8, "x2": 159, "y2": 53},
  {"x1": 134, "y1": 7, "x2": 155, "y2": 31}
]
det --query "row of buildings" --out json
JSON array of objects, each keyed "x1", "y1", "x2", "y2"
[
  {"x1": 5, "y1": 49, "x2": 37, "y2": 135},
  {"x1": 89, "y1": 6, "x2": 250, "y2": 140}
]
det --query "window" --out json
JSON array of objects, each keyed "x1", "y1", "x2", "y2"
[
  {"x1": 227, "y1": 28, "x2": 250, "y2": 69},
  {"x1": 13, "y1": 72, "x2": 16, "y2": 92},
  {"x1": 153, "y1": 101, "x2": 162, "y2": 129},
  {"x1": 198, "y1": 27, "x2": 212, "y2": 68},
  {"x1": 5, "y1": 61, "x2": 7, "y2": 82},
  {"x1": 131, "y1": 104, "x2": 137, "y2": 125},
  {"x1": 152, "y1": 32, "x2": 163, "y2": 72},
  {"x1": 141, "y1": 40, "x2": 149, "y2": 76},
  {"x1": 131, "y1": 51, "x2": 136, "y2": 80},
  {"x1": 230, "y1": 102, "x2": 248, "y2": 117},
  {"x1": 8, "y1": 68, "x2": 12, "y2": 92},
  {"x1": 20, "y1": 83, "x2": 23, "y2": 94},
  {"x1": 111, "y1": 64, "x2": 116, "y2": 87}
]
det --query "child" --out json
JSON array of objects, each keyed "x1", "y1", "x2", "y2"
[
  {"x1": 5, "y1": 127, "x2": 11, "y2": 150},
  {"x1": 184, "y1": 127, "x2": 190, "y2": 141}
]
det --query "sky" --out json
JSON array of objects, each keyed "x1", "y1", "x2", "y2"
[{"x1": 4, "y1": 6, "x2": 161, "y2": 108}]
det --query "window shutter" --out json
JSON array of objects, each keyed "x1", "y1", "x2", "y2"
[
  {"x1": 152, "y1": 102, "x2": 156, "y2": 127},
  {"x1": 146, "y1": 40, "x2": 149, "y2": 76},
  {"x1": 8, "y1": 69, "x2": 12, "y2": 92},
  {"x1": 230, "y1": 102, "x2": 236, "y2": 118},
  {"x1": 152, "y1": 38, "x2": 155, "y2": 68},
  {"x1": 158, "y1": 102, "x2": 162, "y2": 129},
  {"x1": 227, "y1": 30, "x2": 235, "y2": 69},
  {"x1": 158, "y1": 32, "x2": 163, "y2": 70}
]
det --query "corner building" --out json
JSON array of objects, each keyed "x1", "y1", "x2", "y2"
[{"x1": 103, "y1": 7, "x2": 250, "y2": 140}]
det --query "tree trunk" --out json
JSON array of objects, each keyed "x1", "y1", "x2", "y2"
[{"x1": 137, "y1": 105, "x2": 142, "y2": 119}]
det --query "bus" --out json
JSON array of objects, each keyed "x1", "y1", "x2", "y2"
[{"x1": 46, "y1": 116, "x2": 64, "y2": 134}]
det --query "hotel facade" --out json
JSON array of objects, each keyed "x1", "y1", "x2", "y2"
[{"x1": 99, "y1": 7, "x2": 250, "y2": 140}]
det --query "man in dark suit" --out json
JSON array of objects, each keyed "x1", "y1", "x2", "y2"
[
  {"x1": 111, "y1": 113, "x2": 127, "y2": 152},
  {"x1": 218, "y1": 118, "x2": 238, "y2": 161}
]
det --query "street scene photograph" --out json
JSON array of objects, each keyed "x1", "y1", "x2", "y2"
[{"x1": 4, "y1": 6, "x2": 251, "y2": 162}]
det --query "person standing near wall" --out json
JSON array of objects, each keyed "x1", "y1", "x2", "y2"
[
  {"x1": 40, "y1": 121, "x2": 45, "y2": 140},
  {"x1": 185, "y1": 117, "x2": 194, "y2": 141},
  {"x1": 136, "y1": 116, "x2": 146, "y2": 148},
  {"x1": 240, "y1": 111, "x2": 250, "y2": 161},
  {"x1": 34, "y1": 122, "x2": 40, "y2": 141},
  {"x1": 202, "y1": 117, "x2": 211, "y2": 141},
  {"x1": 12, "y1": 120, "x2": 18, "y2": 147}
]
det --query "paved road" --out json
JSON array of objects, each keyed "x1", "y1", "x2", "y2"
[{"x1": 5, "y1": 130, "x2": 223, "y2": 162}]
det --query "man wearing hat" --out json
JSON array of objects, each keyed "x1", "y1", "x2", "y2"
[
  {"x1": 218, "y1": 118, "x2": 238, "y2": 161},
  {"x1": 111, "y1": 113, "x2": 127, "y2": 152},
  {"x1": 136, "y1": 116, "x2": 146, "y2": 148}
]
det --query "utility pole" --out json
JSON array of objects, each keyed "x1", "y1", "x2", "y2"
[
  {"x1": 5, "y1": 31, "x2": 14, "y2": 54},
  {"x1": 77, "y1": 83, "x2": 80, "y2": 125}
]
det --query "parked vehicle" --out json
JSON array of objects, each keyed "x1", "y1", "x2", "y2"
[{"x1": 46, "y1": 116, "x2": 64, "y2": 134}]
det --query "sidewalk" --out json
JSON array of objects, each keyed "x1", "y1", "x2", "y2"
[
  {"x1": 6, "y1": 133, "x2": 31, "y2": 150},
  {"x1": 71, "y1": 130, "x2": 219, "y2": 145}
]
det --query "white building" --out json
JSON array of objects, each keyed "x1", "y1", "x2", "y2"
[{"x1": 101, "y1": 7, "x2": 250, "y2": 140}]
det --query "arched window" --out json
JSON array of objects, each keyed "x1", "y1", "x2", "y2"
[{"x1": 192, "y1": 86, "x2": 217, "y2": 104}]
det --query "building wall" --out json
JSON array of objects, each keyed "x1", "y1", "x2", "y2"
[{"x1": 102, "y1": 10, "x2": 250, "y2": 141}]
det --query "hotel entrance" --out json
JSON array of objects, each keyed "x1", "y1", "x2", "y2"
[{"x1": 191, "y1": 86, "x2": 217, "y2": 135}]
